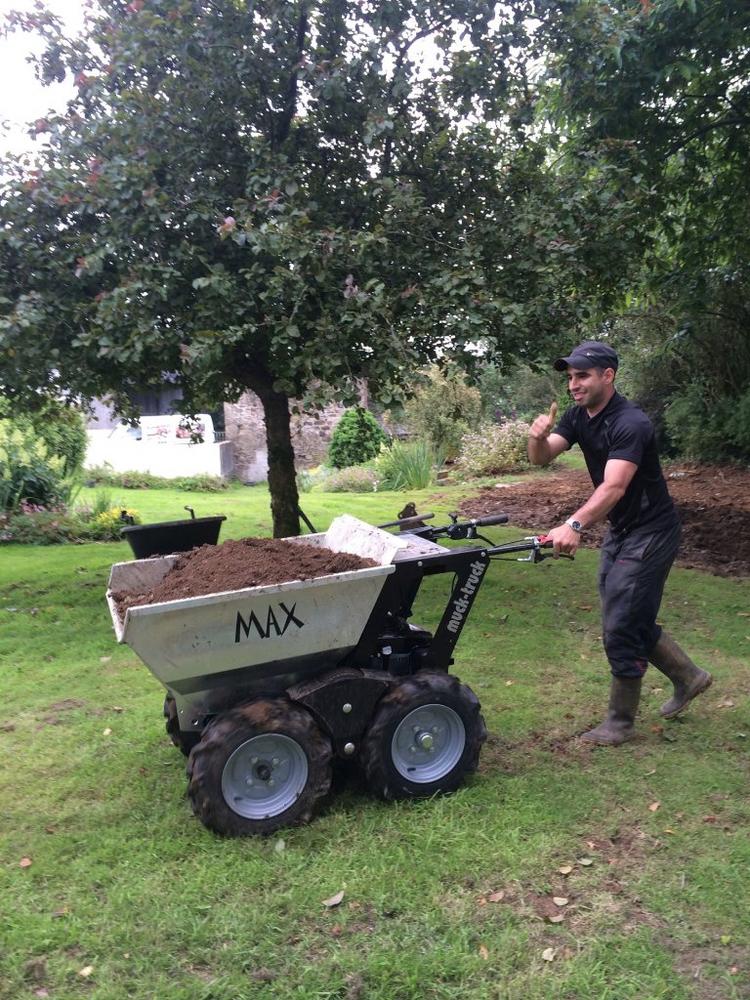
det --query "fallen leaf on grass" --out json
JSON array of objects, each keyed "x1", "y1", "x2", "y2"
[
  {"x1": 52, "y1": 907, "x2": 69, "y2": 919},
  {"x1": 322, "y1": 890, "x2": 345, "y2": 908},
  {"x1": 78, "y1": 966, "x2": 94, "y2": 978},
  {"x1": 99, "y1": 656, "x2": 111, "y2": 663},
  {"x1": 112, "y1": 706, "x2": 124, "y2": 713},
  {"x1": 274, "y1": 839, "x2": 286, "y2": 854},
  {"x1": 488, "y1": 890, "x2": 505, "y2": 903},
  {"x1": 720, "y1": 935, "x2": 732, "y2": 945},
  {"x1": 737, "y1": 612, "x2": 750, "y2": 617},
  {"x1": 478, "y1": 944, "x2": 489, "y2": 961},
  {"x1": 577, "y1": 857, "x2": 593, "y2": 866},
  {"x1": 703, "y1": 815, "x2": 718, "y2": 824},
  {"x1": 577, "y1": 604, "x2": 593, "y2": 611},
  {"x1": 103, "y1": 727, "x2": 112, "y2": 736},
  {"x1": 505, "y1": 680, "x2": 514, "y2": 686},
  {"x1": 552, "y1": 897, "x2": 569, "y2": 907},
  {"x1": 558, "y1": 865, "x2": 573, "y2": 876},
  {"x1": 542, "y1": 947, "x2": 556, "y2": 962},
  {"x1": 718, "y1": 699, "x2": 735, "y2": 708},
  {"x1": 547, "y1": 914, "x2": 565, "y2": 924},
  {"x1": 19, "y1": 857, "x2": 32, "y2": 868},
  {"x1": 34, "y1": 990, "x2": 50, "y2": 998},
  {"x1": 249, "y1": 968, "x2": 276, "y2": 983},
  {"x1": 24, "y1": 957, "x2": 47, "y2": 983},
  {"x1": 648, "y1": 801, "x2": 660, "y2": 812}
]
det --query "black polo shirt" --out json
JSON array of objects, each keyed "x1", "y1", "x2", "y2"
[{"x1": 554, "y1": 391, "x2": 678, "y2": 535}]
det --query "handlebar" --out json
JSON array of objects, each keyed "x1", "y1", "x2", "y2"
[
  {"x1": 472, "y1": 513, "x2": 510, "y2": 527},
  {"x1": 381, "y1": 509, "x2": 511, "y2": 543},
  {"x1": 488, "y1": 534, "x2": 572, "y2": 562}
]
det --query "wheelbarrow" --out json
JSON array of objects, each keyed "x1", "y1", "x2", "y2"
[{"x1": 106, "y1": 512, "x2": 564, "y2": 836}]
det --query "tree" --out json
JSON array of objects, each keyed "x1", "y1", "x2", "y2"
[
  {"x1": 1, "y1": 1, "x2": 649, "y2": 534},
  {"x1": 404, "y1": 364, "x2": 481, "y2": 459},
  {"x1": 534, "y1": 0, "x2": 750, "y2": 458}
]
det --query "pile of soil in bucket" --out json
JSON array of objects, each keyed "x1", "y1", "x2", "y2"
[
  {"x1": 113, "y1": 537, "x2": 377, "y2": 613},
  {"x1": 456, "y1": 462, "x2": 750, "y2": 578}
]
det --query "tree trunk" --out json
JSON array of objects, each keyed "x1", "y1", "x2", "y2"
[{"x1": 257, "y1": 384, "x2": 300, "y2": 538}]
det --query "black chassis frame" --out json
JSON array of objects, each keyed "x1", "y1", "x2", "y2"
[{"x1": 287, "y1": 546, "x2": 493, "y2": 758}]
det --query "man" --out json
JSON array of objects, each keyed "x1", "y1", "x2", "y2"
[{"x1": 528, "y1": 340, "x2": 712, "y2": 745}]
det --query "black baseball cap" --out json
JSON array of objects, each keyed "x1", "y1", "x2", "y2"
[{"x1": 553, "y1": 340, "x2": 619, "y2": 372}]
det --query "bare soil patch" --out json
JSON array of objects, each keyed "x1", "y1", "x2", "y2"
[
  {"x1": 458, "y1": 463, "x2": 750, "y2": 577},
  {"x1": 113, "y1": 537, "x2": 377, "y2": 612}
]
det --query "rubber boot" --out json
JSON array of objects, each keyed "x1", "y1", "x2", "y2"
[
  {"x1": 580, "y1": 676, "x2": 642, "y2": 746},
  {"x1": 648, "y1": 630, "x2": 712, "y2": 718}
]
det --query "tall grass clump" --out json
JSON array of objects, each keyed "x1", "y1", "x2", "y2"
[{"x1": 374, "y1": 439, "x2": 437, "y2": 490}]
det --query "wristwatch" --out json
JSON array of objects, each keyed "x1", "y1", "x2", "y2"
[{"x1": 565, "y1": 518, "x2": 583, "y2": 533}]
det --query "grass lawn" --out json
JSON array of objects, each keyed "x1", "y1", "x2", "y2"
[{"x1": 1, "y1": 477, "x2": 749, "y2": 999}]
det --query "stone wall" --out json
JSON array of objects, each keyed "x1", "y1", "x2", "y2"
[{"x1": 224, "y1": 388, "x2": 367, "y2": 483}]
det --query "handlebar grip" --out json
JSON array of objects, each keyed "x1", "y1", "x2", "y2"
[
  {"x1": 473, "y1": 513, "x2": 509, "y2": 527},
  {"x1": 537, "y1": 534, "x2": 553, "y2": 547}
]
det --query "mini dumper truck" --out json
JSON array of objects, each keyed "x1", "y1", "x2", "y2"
[{"x1": 106, "y1": 512, "x2": 563, "y2": 836}]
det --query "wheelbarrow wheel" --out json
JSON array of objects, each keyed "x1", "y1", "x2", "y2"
[
  {"x1": 360, "y1": 672, "x2": 486, "y2": 801},
  {"x1": 163, "y1": 695, "x2": 200, "y2": 756},
  {"x1": 187, "y1": 698, "x2": 333, "y2": 836}
]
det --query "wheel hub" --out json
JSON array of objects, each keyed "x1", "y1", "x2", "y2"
[
  {"x1": 416, "y1": 731, "x2": 434, "y2": 751},
  {"x1": 222, "y1": 733, "x2": 308, "y2": 820},
  {"x1": 391, "y1": 704, "x2": 465, "y2": 782}
]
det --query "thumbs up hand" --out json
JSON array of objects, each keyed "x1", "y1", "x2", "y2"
[{"x1": 530, "y1": 401, "x2": 558, "y2": 441}]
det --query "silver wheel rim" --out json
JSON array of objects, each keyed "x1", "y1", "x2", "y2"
[
  {"x1": 221, "y1": 733, "x2": 308, "y2": 819},
  {"x1": 391, "y1": 704, "x2": 465, "y2": 782}
]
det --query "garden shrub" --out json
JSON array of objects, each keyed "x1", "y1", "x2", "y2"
[
  {"x1": 455, "y1": 420, "x2": 531, "y2": 477},
  {"x1": 0, "y1": 500, "x2": 142, "y2": 545},
  {"x1": 35, "y1": 403, "x2": 88, "y2": 477},
  {"x1": 87, "y1": 506, "x2": 143, "y2": 540},
  {"x1": 404, "y1": 365, "x2": 481, "y2": 459},
  {"x1": 324, "y1": 465, "x2": 379, "y2": 492},
  {"x1": 172, "y1": 474, "x2": 228, "y2": 492},
  {"x1": 84, "y1": 466, "x2": 227, "y2": 491},
  {"x1": 328, "y1": 408, "x2": 388, "y2": 469},
  {"x1": 296, "y1": 469, "x2": 314, "y2": 493},
  {"x1": 374, "y1": 440, "x2": 436, "y2": 490},
  {"x1": 664, "y1": 383, "x2": 734, "y2": 461},
  {"x1": 0, "y1": 508, "x2": 82, "y2": 545},
  {"x1": 0, "y1": 421, "x2": 76, "y2": 511}
]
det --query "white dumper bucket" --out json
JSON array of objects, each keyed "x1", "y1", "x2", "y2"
[{"x1": 106, "y1": 516, "x2": 406, "y2": 727}]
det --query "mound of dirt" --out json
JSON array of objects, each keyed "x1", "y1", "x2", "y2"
[
  {"x1": 113, "y1": 537, "x2": 378, "y2": 612},
  {"x1": 457, "y1": 463, "x2": 750, "y2": 578}
]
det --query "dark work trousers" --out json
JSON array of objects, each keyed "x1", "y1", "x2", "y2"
[{"x1": 598, "y1": 520, "x2": 681, "y2": 678}]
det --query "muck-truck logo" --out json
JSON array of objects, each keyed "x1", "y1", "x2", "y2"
[
  {"x1": 234, "y1": 602, "x2": 304, "y2": 642},
  {"x1": 446, "y1": 560, "x2": 486, "y2": 634}
]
